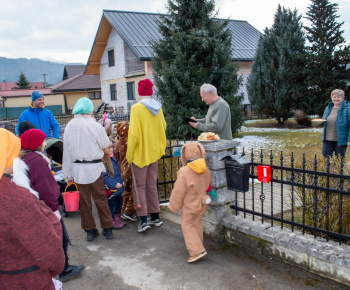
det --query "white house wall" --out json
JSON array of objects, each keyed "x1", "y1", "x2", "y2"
[
  {"x1": 100, "y1": 29, "x2": 128, "y2": 111},
  {"x1": 237, "y1": 61, "x2": 252, "y2": 105}
]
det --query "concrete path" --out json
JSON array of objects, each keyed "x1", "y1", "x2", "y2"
[{"x1": 59, "y1": 205, "x2": 346, "y2": 290}]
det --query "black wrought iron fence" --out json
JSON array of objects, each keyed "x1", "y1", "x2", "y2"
[
  {"x1": 157, "y1": 138, "x2": 195, "y2": 202},
  {"x1": 230, "y1": 148, "x2": 350, "y2": 245}
]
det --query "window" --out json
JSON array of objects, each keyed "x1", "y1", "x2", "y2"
[
  {"x1": 108, "y1": 49, "x2": 115, "y2": 67},
  {"x1": 88, "y1": 92, "x2": 101, "y2": 99},
  {"x1": 110, "y1": 84, "x2": 117, "y2": 100},
  {"x1": 127, "y1": 82, "x2": 135, "y2": 100}
]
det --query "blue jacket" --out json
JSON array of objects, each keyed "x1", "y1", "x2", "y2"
[
  {"x1": 103, "y1": 157, "x2": 124, "y2": 196},
  {"x1": 322, "y1": 100, "x2": 350, "y2": 146},
  {"x1": 16, "y1": 105, "x2": 59, "y2": 138}
]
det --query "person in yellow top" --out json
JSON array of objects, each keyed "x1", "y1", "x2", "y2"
[{"x1": 126, "y1": 78, "x2": 166, "y2": 233}]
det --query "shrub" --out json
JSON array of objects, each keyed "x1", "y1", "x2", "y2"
[{"x1": 294, "y1": 110, "x2": 311, "y2": 126}]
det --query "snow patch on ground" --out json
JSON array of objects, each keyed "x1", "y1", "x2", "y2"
[
  {"x1": 233, "y1": 135, "x2": 277, "y2": 152},
  {"x1": 87, "y1": 245, "x2": 101, "y2": 252},
  {"x1": 239, "y1": 126, "x2": 323, "y2": 133},
  {"x1": 98, "y1": 247, "x2": 163, "y2": 289}
]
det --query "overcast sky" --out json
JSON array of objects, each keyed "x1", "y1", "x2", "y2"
[{"x1": 0, "y1": 0, "x2": 349, "y2": 64}]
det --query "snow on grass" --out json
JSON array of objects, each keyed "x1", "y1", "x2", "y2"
[{"x1": 239, "y1": 126, "x2": 323, "y2": 133}]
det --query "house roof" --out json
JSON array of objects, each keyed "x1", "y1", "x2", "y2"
[
  {"x1": 86, "y1": 10, "x2": 262, "y2": 73},
  {"x1": 0, "y1": 82, "x2": 45, "y2": 91},
  {"x1": 51, "y1": 73, "x2": 101, "y2": 92},
  {"x1": 0, "y1": 88, "x2": 56, "y2": 98},
  {"x1": 63, "y1": 65, "x2": 86, "y2": 80}
]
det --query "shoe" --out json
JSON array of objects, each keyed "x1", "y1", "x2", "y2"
[
  {"x1": 102, "y1": 228, "x2": 114, "y2": 239},
  {"x1": 112, "y1": 216, "x2": 127, "y2": 229},
  {"x1": 148, "y1": 218, "x2": 163, "y2": 227},
  {"x1": 59, "y1": 264, "x2": 85, "y2": 282},
  {"x1": 121, "y1": 213, "x2": 137, "y2": 222},
  {"x1": 187, "y1": 251, "x2": 207, "y2": 263},
  {"x1": 86, "y1": 229, "x2": 99, "y2": 242},
  {"x1": 138, "y1": 222, "x2": 151, "y2": 233}
]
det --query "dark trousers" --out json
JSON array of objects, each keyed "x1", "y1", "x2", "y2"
[
  {"x1": 61, "y1": 218, "x2": 69, "y2": 269},
  {"x1": 107, "y1": 193, "x2": 123, "y2": 218},
  {"x1": 322, "y1": 141, "x2": 347, "y2": 158},
  {"x1": 77, "y1": 174, "x2": 113, "y2": 230}
]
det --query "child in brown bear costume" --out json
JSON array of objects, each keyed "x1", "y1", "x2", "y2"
[
  {"x1": 114, "y1": 121, "x2": 137, "y2": 222},
  {"x1": 168, "y1": 142, "x2": 212, "y2": 263}
]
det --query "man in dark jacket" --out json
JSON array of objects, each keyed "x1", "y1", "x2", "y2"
[{"x1": 16, "y1": 90, "x2": 60, "y2": 138}]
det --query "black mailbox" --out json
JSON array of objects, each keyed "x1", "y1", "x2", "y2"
[{"x1": 223, "y1": 155, "x2": 250, "y2": 192}]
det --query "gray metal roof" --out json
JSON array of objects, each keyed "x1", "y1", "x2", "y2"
[
  {"x1": 103, "y1": 10, "x2": 262, "y2": 61},
  {"x1": 63, "y1": 65, "x2": 86, "y2": 80},
  {"x1": 50, "y1": 74, "x2": 100, "y2": 92}
]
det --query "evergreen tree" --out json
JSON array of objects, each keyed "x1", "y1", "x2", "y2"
[
  {"x1": 15, "y1": 72, "x2": 31, "y2": 89},
  {"x1": 302, "y1": 0, "x2": 350, "y2": 116},
  {"x1": 152, "y1": 0, "x2": 243, "y2": 138},
  {"x1": 247, "y1": 5, "x2": 306, "y2": 124}
]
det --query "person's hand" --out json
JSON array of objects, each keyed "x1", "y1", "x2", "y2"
[
  {"x1": 67, "y1": 179, "x2": 74, "y2": 186},
  {"x1": 189, "y1": 121, "x2": 198, "y2": 129},
  {"x1": 116, "y1": 183, "x2": 122, "y2": 189},
  {"x1": 348, "y1": 142, "x2": 350, "y2": 147}
]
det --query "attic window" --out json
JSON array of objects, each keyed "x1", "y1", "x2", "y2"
[{"x1": 108, "y1": 50, "x2": 115, "y2": 67}]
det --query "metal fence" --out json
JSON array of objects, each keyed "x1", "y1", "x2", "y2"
[
  {"x1": 157, "y1": 138, "x2": 195, "y2": 203},
  {"x1": 229, "y1": 148, "x2": 350, "y2": 245}
]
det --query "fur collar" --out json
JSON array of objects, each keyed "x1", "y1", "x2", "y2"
[
  {"x1": 35, "y1": 151, "x2": 51, "y2": 166},
  {"x1": 12, "y1": 158, "x2": 39, "y2": 198}
]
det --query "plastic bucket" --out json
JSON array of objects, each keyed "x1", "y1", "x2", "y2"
[{"x1": 62, "y1": 183, "x2": 80, "y2": 212}]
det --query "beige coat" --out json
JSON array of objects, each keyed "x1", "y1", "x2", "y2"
[{"x1": 169, "y1": 142, "x2": 211, "y2": 256}]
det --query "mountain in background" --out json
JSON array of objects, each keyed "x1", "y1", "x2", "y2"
[{"x1": 0, "y1": 56, "x2": 84, "y2": 85}]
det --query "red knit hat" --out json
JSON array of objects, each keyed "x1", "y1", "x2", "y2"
[
  {"x1": 20, "y1": 129, "x2": 46, "y2": 150},
  {"x1": 138, "y1": 78, "x2": 154, "y2": 96}
]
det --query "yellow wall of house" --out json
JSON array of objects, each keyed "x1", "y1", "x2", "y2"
[
  {"x1": 237, "y1": 61, "x2": 252, "y2": 74},
  {"x1": 4, "y1": 94, "x2": 65, "y2": 111},
  {"x1": 65, "y1": 91, "x2": 102, "y2": 113}
]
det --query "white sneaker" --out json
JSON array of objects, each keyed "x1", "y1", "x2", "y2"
[
  {"x1": 148, "y1": 218, "x2": 163, "y2": 227},
  {"x1": 138, "y1": 222, "x2": 151, "y2": 233}
]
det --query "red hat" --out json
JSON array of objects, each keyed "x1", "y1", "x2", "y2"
[
  {"x1": 138, "y1": 78, "x2": 154, "y2": 96},
  {"x1": 20, "y1": 129, "x2": 46, "y2": 150}
]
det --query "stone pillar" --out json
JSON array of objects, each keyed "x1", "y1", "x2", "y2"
[{"x1": 201, "y1": 139, "x2": 240, "y2": 241}]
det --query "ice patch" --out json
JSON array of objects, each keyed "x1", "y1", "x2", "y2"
[
  {"x1": 87, "y1": 245, "x2": 101, "y2": 252},
  {"x1": 98, "y1": 248, "x2": 163, "y2": 289}
]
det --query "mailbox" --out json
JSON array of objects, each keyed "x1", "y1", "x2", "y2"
[
  {"x1": 223, "y1": 155, "x2": 250, "y2": 192},
  {"x1": 257, "y1": 165, "x2": 271, "y2": 183}
]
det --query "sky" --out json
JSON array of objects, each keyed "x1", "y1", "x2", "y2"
[{"x1": 0, "y1": 0, "x2": 349, "y2": 64}]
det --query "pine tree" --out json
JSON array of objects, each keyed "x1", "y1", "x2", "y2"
[
  {"x1": 302, "y1": 0, "x2": 350, "y2": 116},
  {"x1": 247, "y1": 5, "x2": 306, "y2": 124},
  {"x1": 15, "y1": 72, "x2": 31, "y2": 89},
  {"x1": 152, "y1": 0, "x2": 243, "y2": 138}
]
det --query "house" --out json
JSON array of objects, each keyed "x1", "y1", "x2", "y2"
[
  {"x1": 62, "y1": 65, "x2": 86, "y2": 80},
  {"x1": 85, "y1": 10, "x2": 262, "y2": 113},
  {"x1": 50, "y1": 66, "x2": 101, "y2": 113},
  {"x1": 0, "y1": 88, "x2": 64, "y2": 118},
  {"x1": 0, "y1": 81, "x2": 45, "y2": 91}
]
